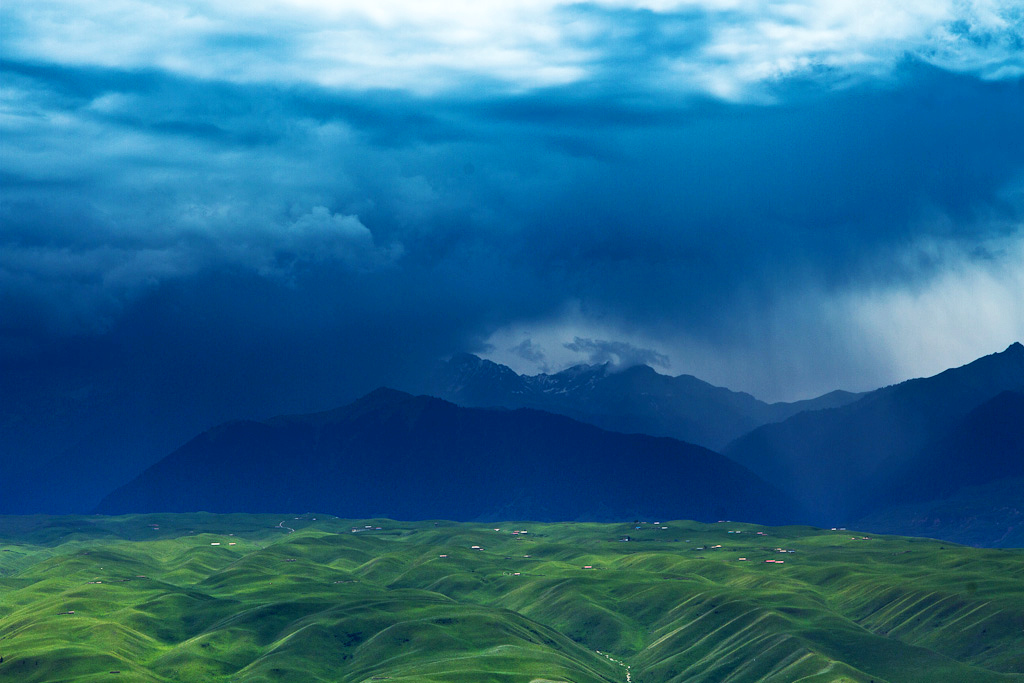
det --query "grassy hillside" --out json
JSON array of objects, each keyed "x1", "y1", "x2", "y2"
[{"x1": 2, "y1": 514, "x2": 1023, "y2": 682}]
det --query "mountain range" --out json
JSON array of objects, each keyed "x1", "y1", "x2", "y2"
[
  {"x1": 426, "y1": 352, "x2": 863, "y2": 450},
  {"x1": 9, "y1": 343, "x2": 1024, "y2": 546},
  {"x1": 97, "y1": 388, "x2": 797, "y2": 525}
]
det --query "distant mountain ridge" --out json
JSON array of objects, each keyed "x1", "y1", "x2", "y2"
[
  {"x1": 725, "y1": 342, "x2": 1024, "y2": 528},
  {"x1": 97, "y1": 388, "x2": 798, "y2": 524},
  {"x1": 425, "y1": 353, "x2": 863, "y2": 450}
]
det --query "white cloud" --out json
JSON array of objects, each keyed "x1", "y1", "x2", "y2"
[{"x1": 3, "y1": 0, "x2": 1021, "y2": 98}]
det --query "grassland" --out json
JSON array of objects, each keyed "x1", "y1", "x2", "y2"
[{"x1": 1, "y1": 514, "x2": 1022, "y2": 683}]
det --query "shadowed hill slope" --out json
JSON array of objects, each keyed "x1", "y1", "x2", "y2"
[
  {"x1": 853, "y1": 391, "x2": 1024, "y2": 547},
  {"x1": 96, "y1": 389, "x2": 797, "y2": 524},
  {"x1": 724, "y1": 343, "x2": 1024, "y2": 525},
  {"x1": 873, "y1": 390, "x2": 1024, "y2": 507}
]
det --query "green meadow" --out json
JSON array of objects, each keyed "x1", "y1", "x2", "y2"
[{"x1": 1, "y1": 514, "x2": 1022, "y2": 683}]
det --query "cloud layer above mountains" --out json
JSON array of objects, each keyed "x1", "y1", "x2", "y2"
[{"x1": 2, "y1": 0, "x2": 1023, "y2": 429}]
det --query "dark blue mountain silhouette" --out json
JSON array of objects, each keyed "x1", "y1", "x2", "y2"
[
  {"x1": 724, "y1": 343, "x2": 1024, "y2": 525},
  {"x1": 875, "y1": 390, "x2": 1024, "y2": 503},
  {"x1": 96, "y1": 388, "x2": 798, "y2": 524}
]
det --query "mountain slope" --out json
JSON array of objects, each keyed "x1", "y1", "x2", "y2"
[
  {"x1": 875, "y1": 390, "x2": 1024, "y2": 505},
  {"x1": 852, "y1": 391, "x2": 1024, "y2": 547},
  {"x1": 425, "y1": 353, "x2": 863, "y2": 450},
  {"x1": 724, "y1": 343, "x2": 1024, "y2": 524},
  {"x1": 95, "y1": 389, "x2": 797, "y2": 524}
]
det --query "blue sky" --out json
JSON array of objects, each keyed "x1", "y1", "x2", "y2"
[{"x1": 2, "y1": 0, "x2": 1023, "y2": 440}]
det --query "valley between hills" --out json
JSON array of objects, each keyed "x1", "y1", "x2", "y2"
[{"x1": 2, "y1": 514, "x2": 1022, "y2": 683}]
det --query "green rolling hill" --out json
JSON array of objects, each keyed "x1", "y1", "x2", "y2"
[{"x1": 2, "y1": 514, "x2": 1022, "y2": 682}]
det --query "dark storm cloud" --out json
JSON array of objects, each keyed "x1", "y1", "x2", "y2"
[
  {"x1": 3, "y1": 58, "x2": 1023, "y2": 365},
  {"x1": 483, "y1": 67, "x2": 1024, "y2": 345}
]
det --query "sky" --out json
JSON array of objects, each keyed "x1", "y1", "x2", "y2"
[{"x1": 2, "y1": 0, "x2": 1024, "y2": 464}]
